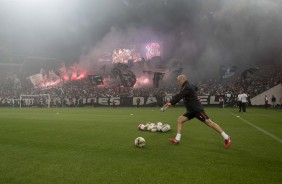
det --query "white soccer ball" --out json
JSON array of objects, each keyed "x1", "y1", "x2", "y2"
[
  {"x1": 135, "y1": 137, "x2": 146, "y2": 147},
  {"x1": 161, "y1": 126, "x2": 169, "y2": 132},
  {"x1": 147, "y1": 124, "x2": 154, "y2": 131},
  {"x1": 157, "y1": 122, "x2": 163, "y2": 127},
  {"x1": 150, "y1": 123, "x2": 156, "y2": 126},
  {"x1": 138, "y1": 124, "x2": 145, "y2": 131},
  {"x1": 166, "y1": 124, "x2": 171, "y2": 130},
  {"x1": 156, "y1": 125, "x2": 162, "y2": 132},
  {"x1": 151, "y1": 126, "x2": 158, "y2": 132},
  {"x1": 163, "y1": 124, "x2": 171, "y2": 130}
]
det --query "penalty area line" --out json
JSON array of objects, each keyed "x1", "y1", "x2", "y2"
[{"x1": 225, "y1": 109, "x2": 282, "y2": 144}]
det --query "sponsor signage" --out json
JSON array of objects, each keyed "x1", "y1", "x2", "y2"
[{"x1": 0, "y1": 95, "x2": 241, "y2": 107}]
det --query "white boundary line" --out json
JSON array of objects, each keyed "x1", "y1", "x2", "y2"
[{"x1": 225, "y1": 109, "x2": 282, "y2": 144}]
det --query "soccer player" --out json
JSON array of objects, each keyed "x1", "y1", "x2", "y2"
[
  {"x1": 237, "y1": 92, "x2": 242, "y2": 112},
  {"x1": 165, "y1": 75, "x2": 231, "y2": 149},
  {"x1": 264, "y1": 95, "x2": 268, "y2": 109},
  {"x1": 240, "y1": 91, "x2": 248, "y2": 112}
]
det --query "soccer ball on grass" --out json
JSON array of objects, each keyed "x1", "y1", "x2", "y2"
[
  {"x1": 134, "y1": 137, "x2": 146, "y2": 148},
  {"x1": 138, "y1": 124, "x2": 146, "y2": 131}
]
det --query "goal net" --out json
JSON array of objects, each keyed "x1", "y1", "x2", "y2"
[{"x1": 20, "y1": 94, "x2": 50, "y2": 108}]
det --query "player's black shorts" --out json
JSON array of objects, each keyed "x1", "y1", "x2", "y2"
[{"x1": 183, "y1": 111, "x2": 209, "y2": 122}]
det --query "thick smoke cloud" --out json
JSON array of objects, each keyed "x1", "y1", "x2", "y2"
[
  {"x1": 1, "y1": 0, "x2": 282, "y2": 82},
  {"x1": 78, "y1": 0, "x2": 282, "y2": 82}
]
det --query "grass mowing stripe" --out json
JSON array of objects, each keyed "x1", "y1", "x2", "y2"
[{"x1": 225, "y1": 109, "x2": 282, "y2": 144}]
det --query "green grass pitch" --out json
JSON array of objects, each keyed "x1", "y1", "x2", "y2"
[{"x1": 0, "y1": 107, "x2": 281, "y2": 184}]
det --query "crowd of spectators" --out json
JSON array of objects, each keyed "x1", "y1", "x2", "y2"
[
  {"x1": 196, "y1": 65, "x2": 281, "y2": 97},
  {"x1": 0, "y1": 64, "x2": 281, "y2": 107}
]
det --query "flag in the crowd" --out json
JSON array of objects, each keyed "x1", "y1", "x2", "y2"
[
  {"x1": 28, "y1": 74, "x2": 43, "y2": 88},
  {"x1": 119, "y1": 70, "x2": 136, "y2": 87},
  {"x1": 88, "y1": 75, "x2": 103, "y2": 86},
  {"x1": 153, "y1": 72, "x2": 165, "y2": 88},
  {"x1": 220, "y1": 65, "x2": 236, "y2": 79},
  {"x1": 49, "y1": 70, "x2": 60, "y2": 82},
  {"x1": 39, "y1": 68, "x2": 48, "y2": 82},
  {"x1": 241, "y1": 67, "x2": 259, "y2": 79},
  {"x1": 146, "y1": 42, "x2": 161, "y2": 60},
  {"x1": 40, "y1": 68, "x2": 46, "y2": 76}
]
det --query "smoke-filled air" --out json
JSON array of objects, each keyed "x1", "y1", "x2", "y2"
[{"x1": 0, "y1": 0, "x2": 282, "y2": 87}]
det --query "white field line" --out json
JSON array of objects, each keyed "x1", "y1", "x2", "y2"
[{"x1": 225, "y1": 109, "x2": 282, "y2": 144}]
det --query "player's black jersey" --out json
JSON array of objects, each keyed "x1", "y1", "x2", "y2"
[{"x1": 170, "y1": 81, "x2": 204, "y2": 112}]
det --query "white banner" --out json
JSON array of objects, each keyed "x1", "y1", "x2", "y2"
[{"x1": 29, "y1": 74, "x2": 43, "y2": 87}]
